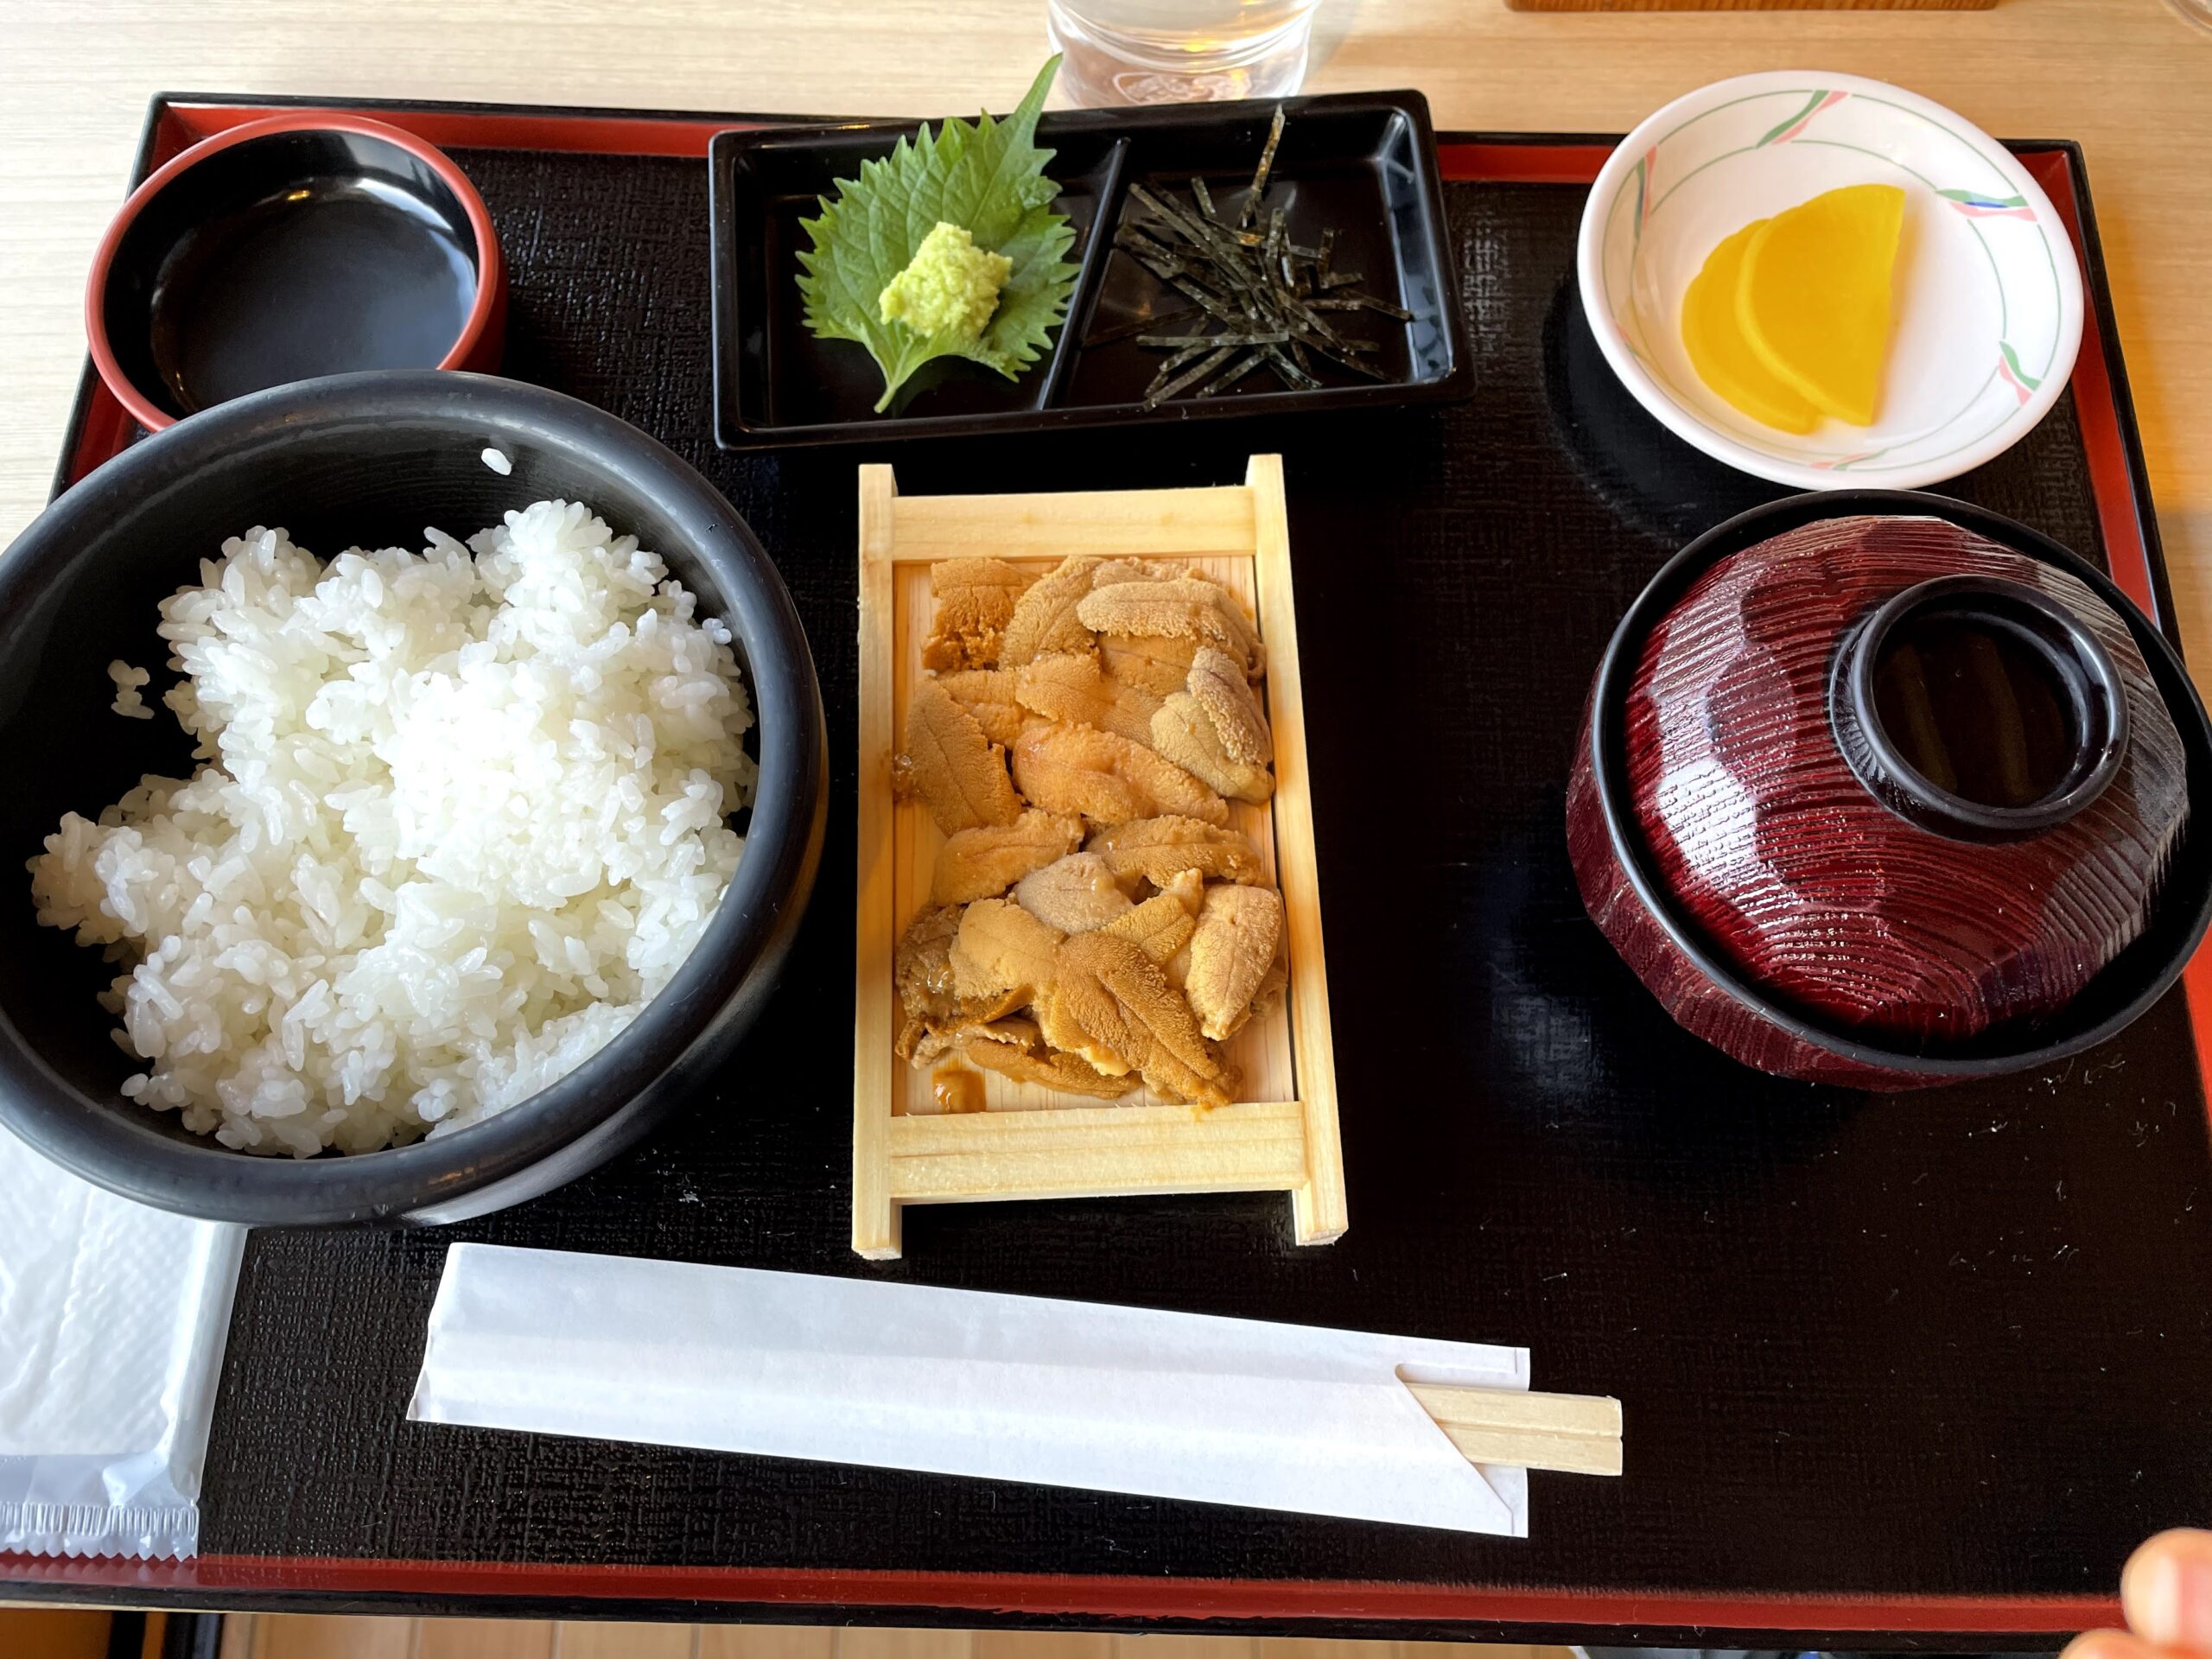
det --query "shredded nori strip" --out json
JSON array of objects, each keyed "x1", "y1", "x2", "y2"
[
  {"x1": 1237, "y1": 105, "x2": 1287, "y2": 230},
  {"x1": 1168, "y1": 279, "x2": 1243, "y2": 325},
  {"x1": 1128, "y1": 183, "x2": 1220, "y2": 255},
  {"x1": 1313, "y1": 340, "x2": 1384, "y2": 379},
  {"x1": 1138, "y1": 331, "x2": 1287, "y2": 348},
  {"x1": 1262, "y1": 344, "x2": 1321, "y2": 390},
  {"x1": 1145, "y1": 343, "x2": 1241, "y2": 408},
  {"x1": 1196, "y1": 348, "x2": 1268, "y2": 397},
  {"x1": 1141, "y1": 341, "x2": 1215, "y2": 402},
  {"x1": 1081, "y1": 304, "x2": 1204, "y2": 348},
  {"x1": 1352, "y1": 292, "x2": 1416, "y2": 321},
  {"x1": 1102, "y1": 106, "x2": 1411, "y2": 404}
]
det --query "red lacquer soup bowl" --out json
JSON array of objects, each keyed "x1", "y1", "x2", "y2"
[{"x1": 1568, "y1": 491, "x2": 2212, "y2": 1090}]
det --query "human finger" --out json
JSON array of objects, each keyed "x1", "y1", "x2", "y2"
[{"x1": 2125, "y1": 1529, "x2": 2212, "y2": 1650}]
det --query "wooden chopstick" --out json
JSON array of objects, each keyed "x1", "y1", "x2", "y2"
[{"x1": 1405, "y1": 1383, "x2": 1624, "y2": 1478}]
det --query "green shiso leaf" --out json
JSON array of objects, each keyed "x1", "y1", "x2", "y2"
[{"x1": 796, "y1": 57, "x2": 1078, "y2": 413}]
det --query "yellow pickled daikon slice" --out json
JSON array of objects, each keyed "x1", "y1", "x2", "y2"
[
  {"x1": 1681, "y1": 219, "x2": 1822, "y2": 435},
  {"x1": 1736, "y1": 183, "x2": 1906, "y2": 427}
]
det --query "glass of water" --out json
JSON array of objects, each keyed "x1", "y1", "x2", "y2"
[
  {"x1": 2169, "y1": 0, "x2": 2212, "y2": 31},
  {"x1": 1047, "y1": 0, "x2": 1326, "y2": 105}
]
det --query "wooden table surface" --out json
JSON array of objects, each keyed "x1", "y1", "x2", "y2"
[
  {"x1": 1, "y1": 6, "x2": 2208, "y2": 1637},
  {"x1": 3, "y1": 0, "x2": 2211, "y2": 640},
  {"x1": 3, "y1": 0, "x2": 2211, "y2": 644}
]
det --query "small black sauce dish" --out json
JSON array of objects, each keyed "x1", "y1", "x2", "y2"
[{"x1": 87, "y1": 115, "x2": 506, "y2": 432}]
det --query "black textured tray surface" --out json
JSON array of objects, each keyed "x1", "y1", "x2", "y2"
[{"x1": 186, "y1": 148, "x2": 2212, "y2": 1618}]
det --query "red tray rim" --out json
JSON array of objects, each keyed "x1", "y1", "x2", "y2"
[{"x1": 17, "y1": 89, "x2": 2191, "y2": 1640}]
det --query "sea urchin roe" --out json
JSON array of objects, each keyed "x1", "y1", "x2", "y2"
[
  {"x1": 893, "y1": 556, "x2": 1281, "y2": 1106},
  {"x1": 899, "y1": 678, "x2": 1023, "y2": 835},
  {"x1": 931, "y1": 1062, "x2": 988, "y2": 1113},
  {"x1": 931, "y1": 809, "x2": 1085, "y2": 906},
  {"x1": 924, "y1": 556, "x2": 1035, "y2": 670},
  {"x1": 880, "y1": 222, "x2": 1013, "y2": 341}
]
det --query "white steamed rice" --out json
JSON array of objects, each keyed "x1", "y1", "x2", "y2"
[
  {"x1": 29, "y1": 499, "x2": 757, "y2": 1156},
  {"x1": 107, "y1": 659, "x2": 153, "y2": 720}
]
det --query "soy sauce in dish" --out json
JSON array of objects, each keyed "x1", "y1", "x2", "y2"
[{"x1": 149, "y1": 176, "x2": 476, "y2": 414}]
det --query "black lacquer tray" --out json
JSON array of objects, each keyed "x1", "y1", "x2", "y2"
[{"x1": 10, "y1": 95, "x2": 2211, "y2": 1649}]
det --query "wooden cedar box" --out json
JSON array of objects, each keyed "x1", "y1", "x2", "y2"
[{"x1": 852, "y1": 456, "x2": 1345, "y2": 1260}]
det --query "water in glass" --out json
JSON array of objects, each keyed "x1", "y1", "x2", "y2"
[{"x1": 1046, "y1": 0, "x2": 1325, "y2": 105}]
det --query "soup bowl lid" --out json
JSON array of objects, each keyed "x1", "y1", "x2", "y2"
[{"x1": 1611, "y1": 499, "x2": 2193, "y2": 1051}]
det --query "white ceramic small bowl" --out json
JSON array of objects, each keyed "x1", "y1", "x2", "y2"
[{"x1": 1577, "y1": 71, "x2": 2084, "y2": 492}]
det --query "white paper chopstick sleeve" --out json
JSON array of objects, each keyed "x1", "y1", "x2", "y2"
[{"x1": 408, "y1": 1243, "x2": 1532, "y2": 1535}]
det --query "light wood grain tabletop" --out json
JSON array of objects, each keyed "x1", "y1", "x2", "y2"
[
  {"x1": 0, "y1": 1605, "x2": 1581, "y2": 1657},
  {"x1": 215, "y1": 1612, "x2": 1573, "y2": 1659},
  {"x1": 2, "y1": 0, "x2": 2209, "y2": 644}
]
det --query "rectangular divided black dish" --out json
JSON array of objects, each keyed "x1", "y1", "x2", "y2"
[
  {"x1": 21, "y1": 96, "x2": 2212, "y2": 1646},
  {"x1": 709, "y1": 91, "x2": 1471, "y2": 448}
]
